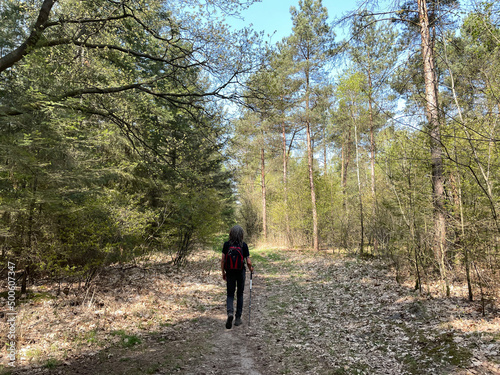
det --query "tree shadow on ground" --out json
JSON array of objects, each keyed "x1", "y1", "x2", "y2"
[{"x1": 4, "y1": 316, "x2": 226, "y2": 375}]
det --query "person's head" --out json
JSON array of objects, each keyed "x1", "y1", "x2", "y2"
[{"x1": 229, "y1": 225, "x2": 244, "y2": 245}]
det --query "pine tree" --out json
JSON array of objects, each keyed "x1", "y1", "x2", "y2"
[
  {"x1": 347, "y1": 13, "x2": 399, "y2": 253},
  {"x1": 287, "y1": 0, "x2": 334, "y2": 251}
]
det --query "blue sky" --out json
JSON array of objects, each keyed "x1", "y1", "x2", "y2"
[{"x1": 228, "y1": 0, "x2": 365, "y2": 42}]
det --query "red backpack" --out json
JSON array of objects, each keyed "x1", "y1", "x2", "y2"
[{"x1": 225, "y1": 244, "x2": 244, "y2": 270}]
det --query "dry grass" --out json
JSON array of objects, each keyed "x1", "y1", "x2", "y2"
[{"x1": 0, "y1": 249, "x2": 223, "y2": 370}]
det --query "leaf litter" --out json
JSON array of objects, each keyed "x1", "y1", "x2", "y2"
[{"x1": 0, "y1": 248, "x2": 499, "y2": 375}]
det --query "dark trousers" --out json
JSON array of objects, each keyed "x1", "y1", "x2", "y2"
[{"x1": 226, "y1": 269, "x2": 246, "y2": 318}]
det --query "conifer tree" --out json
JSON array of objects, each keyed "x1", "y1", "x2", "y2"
[
  {"x1": 347, "y1": 13, "x2": 398, "y2": 252},
  {"x1": 287, "y1": 0, "x2": 334, "y2": 251}
]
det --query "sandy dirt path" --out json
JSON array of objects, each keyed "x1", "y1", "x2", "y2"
[{"x1": 184, "y1": 271, "x2": 267, "y2": 375}]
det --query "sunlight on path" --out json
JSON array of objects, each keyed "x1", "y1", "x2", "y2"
[{"x1": 185, "y1": 268, "x2": 264, "y2": 375}]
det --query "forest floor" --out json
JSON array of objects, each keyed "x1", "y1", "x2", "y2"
[{"x1": 1, "y1": 247, "x2": 500, "y2": 375}]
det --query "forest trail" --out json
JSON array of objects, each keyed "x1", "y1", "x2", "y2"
[
  {"x1": 181, "y1": 268, "x2": 267, "y2": 375},
  {"x1": 2, "y1": 248, "x2": 500, "y2": 375}
]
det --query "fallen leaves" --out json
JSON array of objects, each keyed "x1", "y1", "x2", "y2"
[
  {"x1": 250, "y1": 249, "x2": 500, "y2": 375},
  {"x1": 0, "y1": 250, "x2": 224, "y2": 370},
  {"x1": 1, "y1": 248, "x2": 499, "y2": 375}
]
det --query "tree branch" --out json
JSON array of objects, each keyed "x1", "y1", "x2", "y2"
[
  {"x1": 44, "y1": 13, "x2": 132, "y2": 28},
  {"x1": 38, "y1": 39, "x2": 205, "y2": 69},
  {"x1": 0, "y1": 0, "x2": 56, "y2": 73}
]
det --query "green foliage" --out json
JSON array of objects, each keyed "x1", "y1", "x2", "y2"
[
  {"x1": 111, "y1": 330, "x2": 142, "y2": 348},
  {"x1": 0, "y1": 0, "x2": 243, "y2": 279},
  {"x1": 43, "y1": 358, "x2": 60, "y2": 369}
]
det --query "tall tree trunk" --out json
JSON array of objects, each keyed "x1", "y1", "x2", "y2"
[
  {"x1": 340, "y1": 130, "x2": 351, "y2": 249},
  {"x1": 323, "y1": 126, "x2": 328, "y2": 176},
  {"x1": 261, "y1": 140, "x2": 267, "y2": 241},
  {"x1": 417, "y1": 0, "x2": 449, "y2": 296},
  {"x1": 340, "y1": 144, "x2": 346, "y2": 248},
  {"x1": 305, "y1": 70, "x2": 319, "y2": 251},
  {"x1": 306, "y1": 121, "x2": 319, "y2": 251},
  {"x1": 354, "y1": 121, "x2": 364, "y2": 254},
  {"x1": 445, "y1": 35, "x2": 475, "y2": 301},
  {"x1": 367, "y1": 70, "x2": 378, "y2": 254},
  {"x1": 341, "y1": 145, "x2": 346, "y2": 209},
  {"x1": 282, "y1": 121, "x2": 291, "y2": 245}
]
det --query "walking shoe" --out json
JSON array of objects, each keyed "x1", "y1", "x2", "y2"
[
  {"x1": 225, "y1": 315, "x2": 233, "y2": 329},
  {"x1": 234, "y1": 317, "x2": 242, "y2": 326}
]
